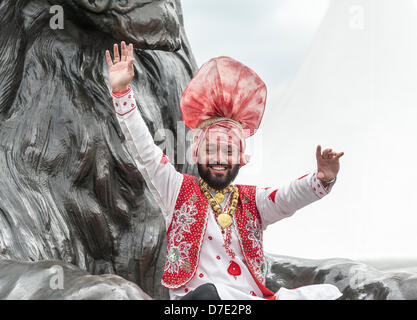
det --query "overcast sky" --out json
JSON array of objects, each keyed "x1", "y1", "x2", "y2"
[
  {"x1": 180, "y1": 0, "x2": 417, "y2": 266},
  {"x1": 182, "y1": 0, "x2": 329, "y2": 105}
]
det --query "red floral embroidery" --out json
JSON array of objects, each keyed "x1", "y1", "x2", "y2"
[
  {"x1": 227, "y1": 261, "x2": 241, "y2": 277},
  {"x1": 208, "y1": 236, "x2": 213, "y2": 240},
  {"x1": 216, "y1": 256, "x2": 221, "y2": 260},
  {"x1": 199, "y1": 273, "x2": 204, "y2": 278},
  {"x1": 221, "y1": 227, "x2": 236, "y2": 259}
]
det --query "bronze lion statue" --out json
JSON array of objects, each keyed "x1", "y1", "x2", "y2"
[{"x1": 0, "y1": 0, "x2": 196, "y2": 299}]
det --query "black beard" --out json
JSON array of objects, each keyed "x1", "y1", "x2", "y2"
[{"x1": 197, "y1": 163, "x2": 240, "y2": 190}]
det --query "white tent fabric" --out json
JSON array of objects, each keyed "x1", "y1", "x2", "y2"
[{"x1": 236, "y1": 0, "x2": 417, "y2": 261}]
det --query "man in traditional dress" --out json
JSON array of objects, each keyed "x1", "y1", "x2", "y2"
[{"x1": 105, "y1": 42, "x2": 344, "y2": 300}]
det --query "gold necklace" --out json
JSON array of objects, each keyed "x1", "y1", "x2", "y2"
[
  {"x1": 199, "y1": 180, "x2": 234, "y2": 204},
  {"x1": 199, "y1": 179, "x2": 239, "y2": 228}
]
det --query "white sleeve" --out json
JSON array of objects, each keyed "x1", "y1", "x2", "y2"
[
  {"x1": 255, "y1": 170, "x2": 335, "y2": 231},
  {"x1": 112, "y1": 88, "x2": 183, "y2": 227}
]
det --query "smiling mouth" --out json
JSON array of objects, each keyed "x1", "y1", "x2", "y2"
[{"x1": 208, "y1": 165, "x2": 230, "y2": 172}]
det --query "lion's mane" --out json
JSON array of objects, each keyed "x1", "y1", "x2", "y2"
[{"x1": 0, "y1": 0, "x2": 196, "y2": 299}]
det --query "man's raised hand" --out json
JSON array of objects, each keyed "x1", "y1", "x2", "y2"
[
  {"x1": 105, "y1": 41, "x2": 135, "y2": 91},
  {"x1": 315, "y1": 145, "x2": 344, "y2": 182}
]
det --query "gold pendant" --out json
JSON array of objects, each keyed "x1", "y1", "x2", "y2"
[
  {"x1": 217, "y1": 214, "x2": 232, "y2": 228},
  {"x1": 215, "y1": 193, "x2": 225, "y2": 204}
]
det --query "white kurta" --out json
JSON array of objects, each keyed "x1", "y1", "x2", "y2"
[{"x1": 112, "y1": 88, "x2": 342, "y2": 300}]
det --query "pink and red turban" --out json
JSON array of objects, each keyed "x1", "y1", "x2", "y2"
[{"x1": 180, "y1": 56, "x2": 267, "y2": 167}]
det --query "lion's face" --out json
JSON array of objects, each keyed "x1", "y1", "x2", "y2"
[{"x1": 53, "y1": 0, "x2": 181, "y2": 51}]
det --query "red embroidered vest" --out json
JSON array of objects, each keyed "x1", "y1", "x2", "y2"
[{"x1": 161, "y1": 174, "x2": 274, "y2": 298}]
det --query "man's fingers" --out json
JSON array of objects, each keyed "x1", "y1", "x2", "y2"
[
  {"x1": 105, "y1": 50, "x2": 113, "y2": 68},
  {"x1": 316, "y1": 145, "x2": 322, "y2": 160},
  {"x1": 336, "y1": 152, "x2": 345, "y2": 159},
  {"x1": 121, "y1": 41, "x2": 128, "y2": 61},
  {"x1": 128, "y1": 43, "x2": 134, "y2": 58},
  {"x1": 322, "y1": 148, "x2": 332, "y2": 159},
  {"x1": 317, "y1": 145, "x2": 344, "y2": 161},
  {"x1": 128, "y1": 57, "x2": 135, "y2": 70},
  {"x1": 113, "y1": 44, "x2": 120, "y2": 63}
]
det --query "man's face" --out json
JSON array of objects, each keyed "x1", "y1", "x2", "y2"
[{"x1": 197, "y1": 136, "x2": 241, "y2": 190}]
